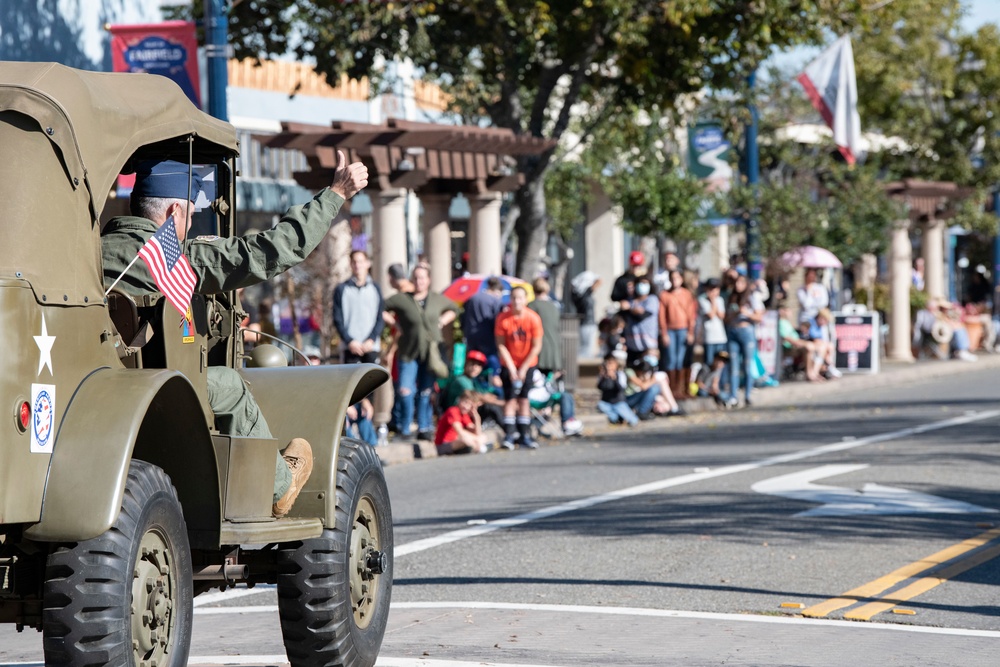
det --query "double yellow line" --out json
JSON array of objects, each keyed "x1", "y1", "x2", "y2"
[{"x1": 802, "y1": 526, "x2": 1000, "y2": 621}]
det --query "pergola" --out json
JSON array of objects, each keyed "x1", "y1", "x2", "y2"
[
  {"x1": 884, "y1": 179, "x2": 975, "y2": 361},
  {"x1": 263, "y1": 118, "x2": 556, "y2": 292}
]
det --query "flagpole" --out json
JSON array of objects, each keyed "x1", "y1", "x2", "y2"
[{"x1": 105, "y1": 255, "x2": 140, "y2": 297}]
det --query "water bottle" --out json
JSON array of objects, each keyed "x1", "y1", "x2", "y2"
[{"x1": 377, "y1": 424, "x2": 388, "y2": 447}]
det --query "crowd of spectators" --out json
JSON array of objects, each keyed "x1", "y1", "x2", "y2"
[{"x1": 249, "y1": 243, "x2": 942, "y2": 450}]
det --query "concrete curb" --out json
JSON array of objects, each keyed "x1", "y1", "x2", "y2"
[{"x1": 375, "y1": 353, "x2": 1000, "y2": 468}]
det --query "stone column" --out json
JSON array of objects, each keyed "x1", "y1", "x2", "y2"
[
  {"x1": 370, "y1": 188, "x2": 408, "y2": 297},
  {"x1": 469, "y1": 192, "x2": 503, "y2": 276},
  {"x1": 421, "y1": 193, "x2": 453, "y2": 293},
  {"x1": 922, "y1": 214, "x2": 945, "y2": 300},
  {"x1": 888, "y1": 219, "x2": 914, "y2": 362},
  {"x1": 369, "y1": 188, "x2": 408, "y2": 428}
]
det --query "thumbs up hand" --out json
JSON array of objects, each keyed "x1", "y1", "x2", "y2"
[{"x1": 330, "y1": 149, "x2": 369, "y2": 199}]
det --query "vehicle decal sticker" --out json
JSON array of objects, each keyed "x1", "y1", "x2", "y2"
[
  {"x1": 33, "y1": 314, "x2": 55, "y2": 376},
  {"x1": 180, "y1": 306, "x2": 195, "y2": 343},
  {"x1": 31, "y1": 384, "x2": 55, "y2": 454}
]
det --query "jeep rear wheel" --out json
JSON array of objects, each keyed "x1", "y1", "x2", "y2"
[
  {"x1": 42, "y1": 460, "x2": 193, "y2": 667},
  {"x1": 276, "y1": 438, "x2": 393, "y2": 667}
]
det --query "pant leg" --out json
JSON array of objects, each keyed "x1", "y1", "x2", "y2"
[
  {"x1": 396, "y1": 359, "x2": 418, "y2": 436},
  {"x1": 626, "y1": 385, "x2": 660, "y2": 416},
  {"x1": 597, "y1": 401, "x2": 620, "y2": 423},
  {"x1": 726, "y1": 330, "x2": 741, "y2": 398},
  {"x1": 738, "y1": 328, "x2": 756, "y2": 402},
  {"x1": 614, "y1": 401, "x2": 639, "y2": 426},
  {"x1": 415, "y1": 360, "x2": 437, "y2": 432},
  {"x1": 206, "y1": 368, "x2": 289, "y2": 503},
  {"x1": 355, "y1": 417, "x2": 378, "y2": 446},
  {"x1": 560, "y1": 392, "x2": 576, "y2": 421}
]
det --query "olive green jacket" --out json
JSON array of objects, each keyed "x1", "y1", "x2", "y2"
[
  {"x1": 101, "y1": 188, "x2": 345, "y2": 296},
  {"x1": 384, "y1": 291, "x2": 457, "y2": 364}
]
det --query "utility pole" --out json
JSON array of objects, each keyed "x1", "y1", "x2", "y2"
[
  {"x1": 205, "y1": 0, "x2": 228, "y2": 121},
  {"x1": 745, "y1": 69, "x2": 762, "y2": 281},
  {"x1": 994, "y1": 190, "x2": 1000, "y2": 294}
]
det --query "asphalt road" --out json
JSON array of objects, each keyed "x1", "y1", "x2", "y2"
[{"x1": 3, "y1": 360, "x2": 1000, "y2": 665}]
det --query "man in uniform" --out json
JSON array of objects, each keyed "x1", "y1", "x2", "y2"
[{"x1": 101, "y1": 151, "x2": 368, "y2": 517}]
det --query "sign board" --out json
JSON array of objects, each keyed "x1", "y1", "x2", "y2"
[
  {"x1": 687, "y1": 122, "x2": 733, "y2": 226},
  {"x1": 109, "y1": 21, "x2": 202, "y2": 107},
  {"x1": 833, "y1": 310, "x2": 880, "y2": 373},
  {"x1": 758, "y1": 310, "x2": 780, "y2": 379}
]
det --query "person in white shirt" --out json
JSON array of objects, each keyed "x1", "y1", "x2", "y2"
[
  {"x1": 698, "y1": 277, "x2": 728, "y2": 365},
  {"x1": 797, "y1": 268, "x2": 829, "y2": 324}
]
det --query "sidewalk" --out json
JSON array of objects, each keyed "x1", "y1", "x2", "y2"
[{"x1": 374, "y1": 353, "x2": 1000, "y2": 467}]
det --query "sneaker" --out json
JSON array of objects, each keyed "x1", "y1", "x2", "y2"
[
  {"x1": 417, "y1": 430, "x2": 435, "y2": 442},
  {"x1": 827, "y1": 367, "x2": 843, "y2": 378},
  {"x1": 273, "y1": 438, "x2": 314, "y2": 519},
  {"x1": 639, "y1": 412, "x2": 657, "y2": 421},
  {"x1": 957, "y1": 350, "x2": 978, "y2": 362},
  {"x1": 520, "y1": 438, "x2": 539, "y2": 450},
  {"x1": 562, "y1": 418, "x2": 584, "y2": 437},
  {"x1": 500, "y1": 438, "x2": 516, "y2": 450}
]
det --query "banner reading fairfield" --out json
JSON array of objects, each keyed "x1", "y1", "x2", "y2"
[{"x1": 109, "y1": 21, "x2": 202, "y2": 107}]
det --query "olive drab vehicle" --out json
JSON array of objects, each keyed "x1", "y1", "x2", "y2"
[{"x1": 0, "y1": 62, "x2": 393, "y2": 667}]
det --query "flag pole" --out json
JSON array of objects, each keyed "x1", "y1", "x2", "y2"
[{"x1": 104, "y1": 255, "x2": 140, "y2": 297}]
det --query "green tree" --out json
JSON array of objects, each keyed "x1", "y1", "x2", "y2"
[{"x1": 197, "y1": 0, "x2": 862, "y2": 279}]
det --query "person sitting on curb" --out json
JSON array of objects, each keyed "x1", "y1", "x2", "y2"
[
  {"x1": 434, "y1": 391, "x2": 495, "y2": 455},
  {"x1": 444, "y1": 349, "x2": 505, "y2": 427},
  {"x1": 778, "y1": 303, "x2": 826, "y2": 382},
  {"x1": 596, "y1": 354, "x2": 639, "y2": 426},
  {"x1": 624, "y1": 358, "x2": 664, "y2": 420},
  {"x1": 694, "y1": 350, "x2": 732, "y2": 406}
]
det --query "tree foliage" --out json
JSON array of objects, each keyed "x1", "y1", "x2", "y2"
[{"x1": 184, "y1": 0, "x2": 863, "y2": 279}]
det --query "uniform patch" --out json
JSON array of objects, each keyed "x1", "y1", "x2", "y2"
[
  {"x1": 31, "y1": 383, "x2": 55, "y2": 454},
  {"x1": 180, "y1": 306, "x2": 195, "y2": 344},
  {"x1": 194, "y1": 235, "x2": 221, "y2": 242}
]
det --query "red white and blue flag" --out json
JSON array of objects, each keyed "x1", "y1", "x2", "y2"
[
  {"x1": 138, "y1": 215, "x2": 197, "y2": 315},
  {"x1": 797, "y1": 35, "x2": 862, "y2": 166}
]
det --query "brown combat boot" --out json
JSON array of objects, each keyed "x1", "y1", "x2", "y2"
[{"x1": 272, "y1": 438, "x2": 314, "y2": 519}]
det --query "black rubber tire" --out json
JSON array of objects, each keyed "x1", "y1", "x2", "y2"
[
  {"x1": 277, "y1": 438, "x2": 393, "y2": 667},
  {"x1": 42, "y1": 460, "x2": 193, "y2": 667}
]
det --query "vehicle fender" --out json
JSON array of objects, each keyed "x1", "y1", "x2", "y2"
[
  {"x1": 241, "y1": 363, "x2": 389, "y2": 527},
  {"x1": 24, "y1": 368, "x2": 219, "y2": 543}
]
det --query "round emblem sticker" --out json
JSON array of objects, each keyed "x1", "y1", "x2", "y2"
[{"x1": 34, "y1": 390, "x2": 53, "y2": 449}]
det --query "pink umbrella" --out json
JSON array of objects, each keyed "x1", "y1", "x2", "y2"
[{"x1": 780, "y1": 245, "x2": 842, "y2": 269}]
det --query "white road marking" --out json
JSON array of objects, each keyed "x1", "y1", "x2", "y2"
[
  {"x1": 752, "y1": 463, "x2": 999, "y2": 517},
  {"x1": 184, "y1": 658, "x2": 563, "y2": 667},
  {"x1": 395, "y1": 410, "x2": 1000, "y2": 556},
  {"x1": 190, "y1": 600, "x2": 1000, "y2": 639}
]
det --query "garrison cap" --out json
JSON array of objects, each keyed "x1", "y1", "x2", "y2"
[{"x1": 132, "y1": 160, "x2": 205, "y2": 201}]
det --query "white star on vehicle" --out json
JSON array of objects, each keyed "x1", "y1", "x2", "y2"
[{"x1": 34, "y1": 315, "x2": 55, "y2": 376}]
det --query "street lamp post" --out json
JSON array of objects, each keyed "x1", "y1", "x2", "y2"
[
  {"x1": 745, "y1": 70, "x2": 763, "y2": 281},
  {"x1": 205, "y1": 0, "x2": 229, "y2": 121}
]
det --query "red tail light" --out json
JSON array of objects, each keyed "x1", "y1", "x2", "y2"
[{"x1": 18, "y1": 401, "x2": 30, "y2": 432}]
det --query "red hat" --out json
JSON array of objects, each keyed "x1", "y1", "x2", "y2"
[
  {"x1": 629, "y1": 250, "x2": 645, "y2": 266},
  {"x1": 466, "y1": 350, "x2": 487, "y2": 364}
]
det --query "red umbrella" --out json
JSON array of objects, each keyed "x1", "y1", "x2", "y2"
[{"x1": 443, "y1": 274, "x2": 534, "y2": 305}]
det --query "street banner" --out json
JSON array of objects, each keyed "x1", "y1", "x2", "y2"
[
  {"x1": 687, "y1": 122, "x2": 733, "y2": 225},
  {"x1": 833, "y1": 307, "x2": 880, "y2": 374},
  {"x1": 758, "y1": 310, "x2": 780, "y2": 379},
  {"x1": 797, "y1": 35, "x2": 862, "y2": 166},
  {"x1": 109, "y1": 21, "x2": 202, "y2": 107}
]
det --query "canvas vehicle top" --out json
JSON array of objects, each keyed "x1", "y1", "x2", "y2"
[{"x1": 0, "y1": 62, "x2": 392, "y2": 667}]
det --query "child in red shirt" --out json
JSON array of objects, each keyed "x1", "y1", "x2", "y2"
[{"x1": 434, "y1": 391, "x2": 494, "y2": 455}]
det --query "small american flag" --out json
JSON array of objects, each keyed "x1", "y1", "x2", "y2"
[{"x1": 138, "y1": 215, "x2": 198, "y2": 315}]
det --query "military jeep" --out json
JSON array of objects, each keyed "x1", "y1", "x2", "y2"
[{"x1": 0, "y1": 62, "x2": 392, "y2": 667}]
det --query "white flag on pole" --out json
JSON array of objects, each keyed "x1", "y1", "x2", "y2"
[{"x1": 797, "y1": 35, "x2": 862, "y2": 165}]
